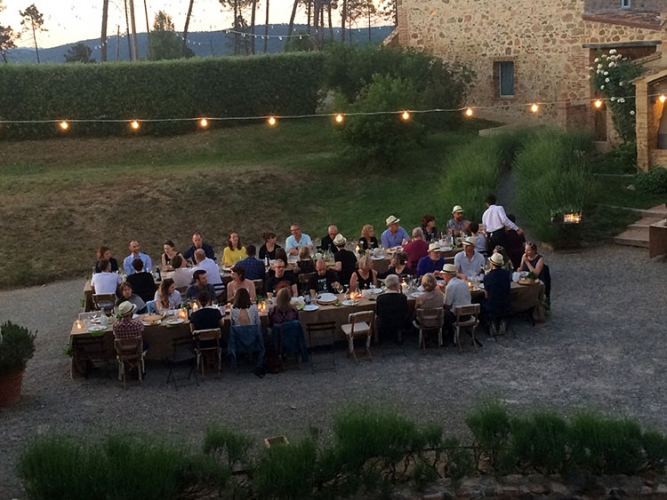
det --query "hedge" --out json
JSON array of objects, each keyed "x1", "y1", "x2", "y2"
[{"x1": 0, "y1": 53, "x2": 325, "y2": 139}]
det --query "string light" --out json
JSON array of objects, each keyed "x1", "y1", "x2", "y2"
[
  {"x1": 59, "y1": 120, "x2": 69, "y2": 131},
  {"x1": 267, "y1": 116, "x2": 277, "y2": 126},
  {"x1": 401, "y1": 111, "x2": 411, "y2": 121},
  {"x1": 199, "y1": 118, "x2": 209, "y2": 128},
  {"x1": 130, "y1": 120, "x2": 140, "y2": 130},
  {"x1": 465, "y1": 108, "x2": 474, "y2": 117},
  {"x1": 530, "y1": 104, "x2": 540, "y2": 113},
  {"x1": 335, "y1": 114, "x2": 344, "y2": 124},
  {"x1": 660, "y1": 95, "x2": 666, "y2": 104},
  {"x1": 594, "y1": 99, "x2": 603, "y2": 109}
]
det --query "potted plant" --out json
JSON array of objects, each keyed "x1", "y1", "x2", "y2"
[{"x1": 0, "y1": 321, "x2": 36, "y2": 407}]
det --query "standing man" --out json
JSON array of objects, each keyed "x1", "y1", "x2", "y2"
[
  {"x1": 447, "y1": 206, "x2": 470, "y2": 236},
  {"x1": 482, "y1": 194, "x2": 523, "y2": 250},
  {"x1": 381, "y1": 215, "x2": 409, "y2": 248},
  {"x1": 123, "y1": 241, "x2": 152, "y2": 275},
  {"x1": 286, "y1": 223, "x2": 314, "y2": 256},
  {"x1": 183, "y1": 232, "x2": 216, "y2": 264},
  {"x1": 319, "y1": 225, "x2": 339, "y2": 254},
  {"x1": 193, "y1": 249, "x2": 224, "y2": 297}
]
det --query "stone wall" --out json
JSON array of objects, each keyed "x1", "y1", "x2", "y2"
[{"x1": 586, "y1": 0, "x2": 664, "y2": 11}]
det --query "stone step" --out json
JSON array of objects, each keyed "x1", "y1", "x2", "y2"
[
  {"x1": 629, "y1": 217, "x2": 665, "y2": 229},
  {"x1": 613, "y1": 227, "x2": 650, "y2": 248}
]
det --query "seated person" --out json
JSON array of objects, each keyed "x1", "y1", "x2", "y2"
[
  {"x1": 469, "y1": 222, "x2": 487, "y2": 256},
  {"x1": 403, "y1": 227, "x2": 429, "y2": 270},
  {"x1": 194, "y1": 248, "x2": 224, "y2": 296},
  {"x1": 161, "y1": 240, "x2": 182, "y2": 271},
  {"x1": 236, "y1": 245, "x2": 266, "y2": 281},
  {"x1": 421, "y1": 214, "x2": 438, "y2": 243},
  {"x1": 231, "y1": 288, "x2": 260, "y2": 326},
  {"x1": 90, "y1": 259, "x2": 121, "y2": 295},
  {"x1": 375, "y1": 274, "x2": 409, "y2": 343},
  {"x1": 333, "y1": 234, "x2": 357, "y2": 286},
  {"x1": 416, "y1": 243, "x2": 446, "y2": 278},
  {"x1": 505, "y1": 214, "x2": 526, "y2": 270},
  {"x1": 481, "y1": 253, "x2": 512, "y2": 329},
  {"x1": 447, "y1": 206, "x2": 470, "y2": 236},
  {"x1": 493, "y1": 245, "x2": 514, "y2": 272},
  {"x1": 183, "y1": 232, "x2": 215, "y2": 264},
  {"x1": 319, "y1": 225, "x2": 339, "y2": 254},
  {"x1": 115, "y1": 281, "x2": 147, "y2": 315},
  {"x1": 189, "y1": 290, "x2": 224, "y2": 331},
  {"x1": 170, "y1": 255, "x2": 194, "y2": 289},
  {"x1": 454, "y1": 237, "x2": 486, "y2": 280},
  {"x1": 154, "y1": 278, "x2": 182, "y2": 312},
  {"x1": 227, "y1": 265, "x2": 257, "y2": 304},
  {"x1": 264, "y1": 259, "x2": 298, "y2": 298},
  {"x1": 416, "y1": 273, "x2": 444, "y2": 310},
  {"x1": 127, "y1": 258, "x2": 156, "y2": 303},
  {"x1": 309, "y1": 259, "x2": 340, "y2": 298},
  {"x1": 259, "y1": 232, "x2": 281, "y2": 261},
  {"x1": 379, "y1": 252, "x2": 413, "y2": 279},
  {"x1": 285, "y1": 223, "x2": 313, "y2": 256},
  {"x1": 113, "y1": 301, "x2": 144, "y2": 341},
  {"x1": 518, "y1": 242, "x2": 545, "y2": 279},
  {"x1": 349, "y1": 255, "x2": 378, "y2": 291},
  {"x1": 123, "y1": 240, "x2": 152, "y2": 275},
  {"x1": 268, "y1": 287, "x2": 299, "y2": 327},
  {"x1": 185, "y1": 270, "x2": 218, "y2": 302},
  {"x1": 94, "y1": 246, "x2": 118, "y2": 273},
  {"x1": 359, "y1": 224, "x2": 379, "y2": 251},
  {"x1": 442, "y1": 263, "x2": 472, "y2": 340},
  {"x1": 222, "y1": 232, "x2": 247, "y2": 266},
  {"x1": 273, "y1": 248, "x2": 289, "y2": 267},
  {"x1": 296, "y1": 246, "x2": 316, "y2": 274},
  {"x1": 381, "y1": 215, "x2": 409, "y2": 248}
]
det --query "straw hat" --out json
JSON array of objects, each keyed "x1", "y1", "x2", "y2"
[
  {"x1": 452, "y1": 205, "x2": 464, "y2": 214},
  {"x1": 442, "y1": 263, "x2": 457, "y2": 274},
  {"x1": 489, "y1": 253, "x2": 504, "y2": 267},
  {"x1": 385, "y1": 215, "x2": 400, "y2": 226},
  {"x1": 462, "y1": 236, "x2": 477, "y2": 246},
  {"x1": 118, "y1": 301, "x2": 136, "y2": 317},
  {"x1": 333, "y1": 234, "x2": 347, "y2": 246},
  {"x1": 428, "y1": 242, "x2": 441, "y2": 252}
]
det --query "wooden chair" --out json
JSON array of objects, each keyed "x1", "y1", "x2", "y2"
[
  {"x1": 276, "y1": 321, "x2": 308, "y2": 371},
  {"x1": 114, "y1": 337, "x2": 145, "y2": 387},
  {"x1": 93, "y1": 293, "x2": 116, "y2": 314},
  {"x1": 166, "y1": 335, "x2": 199, "y2": 389},
  {"x1": 454, "y1": 304, "x2": 481, "y2": 351},
  {"x1": 306, "y1": 321, "x2": 337, "y2": 373},
  {"x1": 71, "y1": 336, "x2": 110, "y2": 379},
  {"x1": 341, "y1": 310, "x2": 375, "y2": 364},
  {"x1": 192, "y1": 328, "x2": 222, "y2": 376},
  {"x1": 417, "y1": 307, "x2": 444, "y2": 352}
]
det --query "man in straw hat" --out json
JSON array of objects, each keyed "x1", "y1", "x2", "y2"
[
  {"x1": 416, "y1": 242, "x2": 446, "y2": 278},
  {"x1": 447, "y1": 205, "x2": 470, "y2": 237},
  {"x1": 455, "y1": 236, "x2": 486, "y2": 280},
  {"x1": 442, "y1": 263, "x2": 472, "y2": 342},
  {"x1": 481, "y1": 252, "x2": 512, "y2": 335},
  {"x1": 381, "y1": 215, "x2": 409, "y2": 248},
  {"x1": 113, "y1": 301, "x2": 144, "y2": 341},
  {"x1": 333, "y1": 234, "x2": 357, "y2": 286}
]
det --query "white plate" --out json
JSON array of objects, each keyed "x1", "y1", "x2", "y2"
[
  {"x1": 411, "y1": 292, "x2": 424, "y2": 298},
  {"x1": 370, "y1": 256, "x2": 385, "y2": 261},
  {"x1": 303, "y1": 304, "x2": 320, "y2": 311},
  {"x1": 88, "y1": 325, "x2": 107, "y2": 332},
  {"x1": 341, "y1": 299, "x2": 360, "y2": 306},
  {"x1": 165, "y1": 318, "x2": 184, "y2": 325},
  {"x1": 317, "y1": 293, "x2": 336, "y2": 303},
  {"x1": 368, "y1": 287, "x2": 382, "y2": 294}
]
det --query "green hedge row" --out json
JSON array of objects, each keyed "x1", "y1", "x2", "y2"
[{"x1": 0, "y1": 53, "x2": 325, "y2": 138}]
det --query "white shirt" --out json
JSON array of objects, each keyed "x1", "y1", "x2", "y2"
[
  {"x1": 91, "y1": 271, "x2": 121, "y2": 295},
  {"x1": 454, "y1": 250, "x2": 486, "y2": 278},
  {"x1": 171, "y1": 268, "x2": 194, "y2": 288},
  {"x1": 154, "y1": 290, "x2": 182, "y2": 309},
  {"x1": 285, "y1": 233, "x2": 313, "y2": 251},
  {"x1": 445, "y1": 277, "x2": 472, "y2": 311},
  {"x1": 195, "y1": 258, "x2": 222, "y2": 285},
  {"x1": 482, "y1": 204, "x2": 518, "y2": 233}
]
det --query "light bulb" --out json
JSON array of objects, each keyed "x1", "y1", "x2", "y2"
[
  {"x1": 199, "y1": 118, "x2": 208, "y2": 128},
  {"x1": 465, "y1": 108, "x2": 474, "y2": 117},
  {"x1": 401, "y1": 111, "x2": 410, "y2": 121},
  {"x1": 594, "y1": 99, "x2": 603, "y2": 109},
  {"x1": 530, "y1": 104, "x2": 539, "y2": 113},
  {"x1": 268, "y1": 116, "x2": 277, "y2": 126},
  {"x1": 660, "y1": 95, "x2": 666, "y2": 104},
  {"x1": 59, "y1": 121, "x2": 69, "y2": 130},
  {"x1": 335, "y1": 113, "x2": 344, "y2": 124},
  {"x1": 130, "y1": 120, "x2": 140, "y2": 130}
]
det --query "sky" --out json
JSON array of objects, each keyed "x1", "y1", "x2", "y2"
[{"x1": 1, "y1": 0, "x2": 335, "y2": 48}]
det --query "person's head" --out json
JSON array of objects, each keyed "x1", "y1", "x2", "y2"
[
  {"x1": 333, "y1": 234, "x2": 347, "y2": 249},
  {"x1": 385, "y1": 274, "x2": 400, "y2": 291},
  {"x1": 171, "y1": 255, "x2": 184, "y2": 269},
  {"x1": 132, "y1": 258, "x2": 144, "y2": 273},
  {"x1": 275, "y1": 287, "x2": 292, "y2": 311},
  {"x1": 299, "y1": 246, "x2": 311, "y2": 260},
  {"x1": 358, "y1": 255, "x2": 373, "y2": 271},
  {"x1": 494, "y1": 245, "x2": 510, "y2": 264},
  {"x1": 290, "y1": 223, "x2": 302, "y2": 240},
  {"x1": 328, "y1": 225, "x2": 338, "y2": 238},
  {"x1": 118, "y1": 301, "x2": 136, "y2": 318},
  {"x1": 315, "y1": 259, "x2": 327, "y2": 276},
  {"x1": 486, "y1": 194, "x2": 497, "y2": 207},
  {"x1": 263, "y1": 232, "x2": 276, "y2": 244},
  {"x1": 160, "y1": 278, "x2": 175, "y2": 298},
  {"x1": 412, "y1": 227, "x2": 424, "y2": 240},
  {"x1": 192, "y1": 233, "x2": 203, "y2": 248},
  {"x1": 231, "y1": 265, "x2": 245, "y2": 282},
  {"x1": 193, "y1": 270, "x2": 208, "y2": 286},
  {"x1": 233, "y1": 288, "x2": 251, "y2": 309},
  {"x1": 391, "y1": 252, "x2": 407, "y2": 268},
  {"x1": 274, "y1": 248, "x2": 288, "y2": 263},
  {"x1": 273, "y1": 259, "x2": 286, "y2": 277},
  {"x1": 228, "y1": 232, "x2": 240, "y2": 250},
  {"x1": 163, "y1": 240, "x2": 175, "y2": 255},
  {"x1": 452, "y1": 206, "x2": 465, "y2": 222},
  {"x1": 525, "y1": 242, "x2": 538, "y2": 258},
  {"x1": 119, "y1": 281, "x2": 133, "y2": 298},
  {"x1": 489, "y1": 252, "x2": 504, "y2": 269},
  {"x1": 469, "y1": 222, "x2": 480, "y2": 235},
  {"x1": 98, "y1": 259, "x2": 110, "y2": 272},
  {"x1": 442, "y1": 263, "x2": 457, "y2": 283},
  {"x1": 361, "y1": 224, "x2": 374, "y2": 239},
  {"x1": 428, "y1": 243, "x2": 441, "y2": 262},
  {"x1": 386, "y1": 215, "x2": 400, "y2": 234},
  {"x1": 463, "y1": 237, "x2": 476, "y2": 257},
  {"x1": 97, "y1": 246, "x2": 110, "y2": 261},
  {"x1": 421, "y1": 273, "x2": 437, "y2": 292},
  {"x1": 421, "y1": 215, "x2": 435, "y2": 230},
  {"x1": 246, "y1": 244, "x2": 257, "y2": 257},
  {"x1": 194, "y1": 248, "x2": 206, "y2": 264},
  {"x1": 197, "y1": 290, "x2": 211, "y2": 307},
  {"x1": 129, "y1": 240, "x2": 140, "y2": 255}
]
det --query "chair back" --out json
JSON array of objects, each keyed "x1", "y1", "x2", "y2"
[
  {"x1": 93, "y1": 293, "x2": 116, "y2": 311},
  {"x1": 417, "y1": 307, "x2": 444, "y2": 329},
  {"x1": 306, "y1": 321, "x2": 336, "y2": 348},
  {"x1": 274, "y1": 320, "x2": 308, "y2": 361},
  {"x1": 193, "y1": 328, "x2": 221, "y2": 342},
  {"x1": 454, "y1": 304, "x2": 480, "y2": 326},
  {"x1": 72, "y1": 336, "x2": 107, "y2": 358},
  {"x1": 114, "y1": 337, "x2": 142, "y2": 359},
  {"x1": 347, "y1": 310, "x2": 374, "y2": 334}
]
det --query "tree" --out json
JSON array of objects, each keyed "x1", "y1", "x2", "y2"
[
  {"x1": 263, "y1": 0, "x2": 269, "y2": 53},
  {"x1": 100, "y1": 0, "x2": 109, "y2": 61},
  {"x1": 19, "y1": 4, "x2": 47, "y2": 63},
  {"x1": 148, "y1": 10, "x2": 193, "y2": 60},
  {"x1": 0, "y1": 24, "x2": 18, "y2": 63},
  {"x1": 182, "y1": 0, "x2": 194, "y2": 56},
  {"x1": 218, "y1": 0, "x2": 254, "y2": 55},
  {"x1": 64, "y1": 42, "x2": 95, "y2": 63}
]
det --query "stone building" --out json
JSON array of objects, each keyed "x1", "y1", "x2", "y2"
[
  {"x1": 395, "y1": 0, "x2": 667, "y2": 144},
  {"x1": 633, "y1": 53, "x2": 667, "y2": 170}
]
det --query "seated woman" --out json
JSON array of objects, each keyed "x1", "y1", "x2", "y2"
[
  {"x1": 115, "y1": 281, "x2": 147, "y2": 315},
  {"x1": 227, "y1": 265, "x2": 257, "y2": 304},
  {"x1": 421, "y1": 214, "x2": 438, "y2": 243},
  {"x1": 349, "y1": 255, "x2": 378, "y2": 291},
  {"x1": 493, "y1": 245, "x2": 514, "y2": 272},
  {"x1": 94, "y1": 245, "x2": 119, "y2": 273},
  {"x1": 170, "y1": 255, "x2": 194, "y2": 289},
  {"x1": 222, "y1": 232, "x2": 247, "y2": 266},
  {"x1": 296, "y1": 246, "x2": 316, "y2": 274},
  {"x1": 359, "y1": 224, "x2": 379, "y2": 251},
  {"x1": 380, "y1": 252, "x2": 413, "y2": 279},
  {"x1": 268, "y1": 287, "x2": 298, "y2": 328},
  {"x1": 154, "y1": 278, "x2": 182, "y2": 312},
  {"x1": 161, "y1": 240, "x2": 182, "y2": 271},
  {"x1": 416, "y1": 273, "x2": 444, "y2": 310},
  {"x1": 259, "y1": 232, "x2": 282, "y2": 261},
  {"x1": 231, "y1": 288, "x2": 260, "y2": 326},
  {"x1": 518, "y1": 242, "x2": 544, "y2": 278}
]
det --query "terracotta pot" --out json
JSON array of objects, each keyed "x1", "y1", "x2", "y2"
[{"x1": 0, "y1": 369, "x2": 24, "y2": 407}]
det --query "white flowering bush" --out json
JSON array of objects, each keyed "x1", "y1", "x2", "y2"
[{"x1": 589, "y1": 50, "x2": 642, "y2": 142}]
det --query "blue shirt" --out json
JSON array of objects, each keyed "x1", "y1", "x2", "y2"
[
  {"x1": 454, "y1": 251, "x2": 486, "y2": 278},
  {"x1": 183, "y1": 243, "x2": 215, "y2": 263},
  {"x1": 123, "y1": 252, "x2": 153, "y2": 275},
  {"x1": 483, "y1": 268, "x2": 511, "y2": 315},
  {"x1": 285, "y1": 233, "x2": 313, "y2": 251},
  {"x1": 381, "y1": 226, "x2": 409, "y2": 248},
  {"x1": 236, "y1": 256, "x2": 266, "y2": 281},
  {"x1": 416, "y1": 255, "x2": 446, "y2": 278}
]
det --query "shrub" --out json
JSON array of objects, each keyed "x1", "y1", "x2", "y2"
[
  {"x1": 509, "y1": 411, "x2": 569, "y2": 474},
  {"x1": 203, "y1": 425, "x2": 253, "y2": 470},
  {"x1": 635, "y1": 167, "x2": 667, "y2": 194},
  {"x1": 0, "y1": 321, "x2": 36, "y2": 377},
  {"x1": 465, "y1": 401, "x2": 512, "y2": 470},
  {"x1": 642, "y1": 430, "x2": 667, "y2": 471},
  {"x1": 255, "y1": 437, "x2": 318, "y2": 500}
]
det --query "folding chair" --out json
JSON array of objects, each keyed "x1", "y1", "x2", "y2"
[
  {"x1": 341, "y1": 310, "x2": 375, "y2": 364},
  {"x1": 114, "y1": 337, "x2": 145, "y2": 387},
  {"x1": 454, "y1": 304, "x2": 481, "y2": 351},
  {"x1": 192, "y1": 328, "x2": 222, "y2": 376},
  {"x1": 306, "y1": 321, "x2": 337, "y2": 373},
  {"x1": 272, "y1": 320, "x2": 309, "y2": 371},
  {"x1": 417, "y1": 307, "x2": 444, "y2": 352},
  {"x1": 93, "y1": 293, "x2": 116, "y2": 314},
  {"x1": 71, "y1": 336, "x2": 110, "y2": 379},
  {"x1": 228, "y1": 324, "x2": 265, "y2": 373},
  {"x1": 166, "y1": 335, "x2": 199, "y2": 389}
]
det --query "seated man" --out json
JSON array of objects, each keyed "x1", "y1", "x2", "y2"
[
  {"x1": 481, "y1": 253, "x2": 512, "y2": 333},
  {"x1": 186, "y1": 270, "x2": 218, "y2": 302},
  {"x1": 193, "y1": 248, "x2": 224, "y2": 297},
  {"x1": 319, "y1": 225, "x2": 339, "y2": 254},
  {"x1": 183, "y1": 232, "x2": 215, "y2": 264},
  {"x1": 264, "y1": 259, "x2": 298, "y2": 297},
  {"x1": 127, "y1": 258, "x2": 156, "y2": 303},
  {"x1": 123, "y1": 240, "x2": 152, "y2": 275},
  {"x1": 381, "y1": 215, "x2": 409, "y2": 248},
  {"x1": 170, "y1": 255, "x2": 194, "y2": 289},
  {"x1": 403, "y1": 227, "x2": 429, "y2": 270},
  {"x1": 416, "y1": 243, "x2": 446, "y2": 278},
  {"x1": 113, "y1": 301, "x2": 144, "y2": 340},
  {"x1": 333, "y1": 234, "x2": 357, "y2": 286},
  {"x1": 309, "y1": 259, "x2": 340, "y2": 298},
  {"x1": 235, "y1": 245, "x2": 266, "y2": 281},
  {"x1": 285, "y1": 223, "x2": 313, "y2": 256},
  {"x1": 90, "y1": 259, "x2": 121, "y2": 295},
  {"x1": 454, "y1": 237, "x2": 486, "y2": 280},
  {"x1": 189, "y1": 290, "x2": 224, "y2": 331},
  {"x1": 447, "y1": 206, "x2": 470, "y2": 236},
  {"x1": 375, "y1": 274, "x2": 409, "y2": 343},
  {"x1": 442, "y1": 263, "x2": 472, "y2": 341}
]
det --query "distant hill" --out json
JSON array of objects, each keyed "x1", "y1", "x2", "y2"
[{"x1": 5, "y1": 24, "x2": 394, "y2": 64}]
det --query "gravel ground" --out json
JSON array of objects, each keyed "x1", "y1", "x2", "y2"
[{"x1": 1, "y1": 244, "x2": 666, "y2": 498}]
